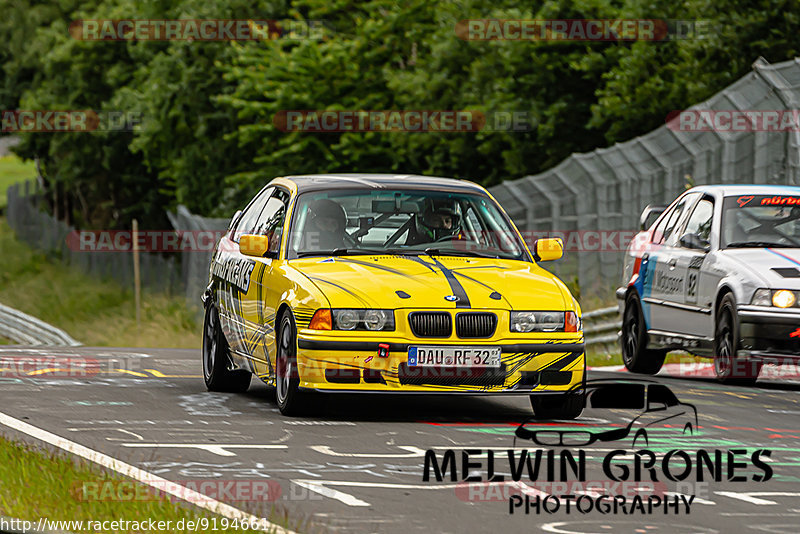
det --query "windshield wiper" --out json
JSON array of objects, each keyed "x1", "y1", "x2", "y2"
[
  {"x1": 295, "y1": 248, "x2": 386, "y2": 258},
  {"x1": 726, "y1": 241, "x2": 798, "y2": 248},
  {"x1": 423, "y1": 248, "x2": 502, "y2": 259}
]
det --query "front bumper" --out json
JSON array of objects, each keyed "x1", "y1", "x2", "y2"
[
  {"x1": 294, "y1": 336, "x2": 585, "y2": 394},
  {"x1": 738, "y1": 306, "x2": 800, "y2": 360}
]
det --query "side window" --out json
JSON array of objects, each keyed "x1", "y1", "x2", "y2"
[
  {"x1": 233, "y1": 187, "x2": 274, "y2": 242},
  {"x1": 651, "y1": 208, "x2": 672, "y2": 244},
  {"x1": 664, "y1": 193, "x2": 701, "y2": 247},
  {"x1": 653, "y1": 200, "x2": 686, "y2": 245},
  {"x1": 683, "y1": 198, "x2": 714, "y2": 243},
  {"x1": 254, "y1": 189, "x2": 290, "y2": 255}
]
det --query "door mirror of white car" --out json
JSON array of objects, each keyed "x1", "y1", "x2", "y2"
[
  {"x1": 640, "y1": 205, "x2": 667, "y2": 230},
  {"x1": 679, "y1": 232, "x2": 710, "y2": 252}
]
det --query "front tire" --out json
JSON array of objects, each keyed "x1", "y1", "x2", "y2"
[
  {"x1": 202, "y1": 304, "x2": 251, "y2": 392},
  {"x1": 275, "y1": 311, "x2": 306, "y2": 415},
  {"x1": 714, "y1": 293, "x2": 761, "y2": 386},
  {"x1": 530, "y1": 392, "x2": 584, "y2": 420},
  {"x1": 621, "y1": 293, "x2": 667, "y2": 375}
]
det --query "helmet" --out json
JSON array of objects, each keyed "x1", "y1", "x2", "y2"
[
  {"x1": 309, "y1": 199, "x2": 346, "y2": 230},
  {"x1": 417, "y1": 199, "x2": 461, "y2": 241}
]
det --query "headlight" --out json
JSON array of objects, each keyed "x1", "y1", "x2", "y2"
[
  {"x1": 773, "y1": 289, "x2": 797, "y2": 308},
  {"x1": 750, "y1": 289, "x2": 799, "y2": 308},
  {"x1": 331, "y1": 309, "x2": 395, "y2": 331},
  {"x1": 751, "y1": 288, "x2": 772, "y2": 307},
  {"x1": 335, "y1": 309, "x2": 359, "y2": 330},
  {"x1": 510, "y1": 311, "x2": 581, "y2": 333},
  {"x1": 363, "y1": 309, "x2": 389, "y2": 331}
]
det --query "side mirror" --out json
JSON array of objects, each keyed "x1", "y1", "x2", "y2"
[
  {"x1": 534, "y1": 237, "x2": 563, "y2": 261},
  {"x1": 679, "y1": 232, "x2": 710, "y2": 252},
  {"x1": 239, "y1": 234, "x2": 277, "y2": 258},
  {"x1": 640, "y1": 205, "x2": 666, "y2": 230}
]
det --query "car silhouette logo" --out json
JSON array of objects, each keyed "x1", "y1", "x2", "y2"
[
  {"x1": 514, "y1": 379, "x2": 698, "y2": 448},
  {"x1": 444, "y1": 295, "x2": 459, "y2": 302}
]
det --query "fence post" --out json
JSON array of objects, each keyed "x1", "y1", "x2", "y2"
[{"x1": 132, "y1": 219, "x2": 141, "y2": 328}]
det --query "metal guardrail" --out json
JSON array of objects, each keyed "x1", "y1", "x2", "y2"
[
  {"x1": 0, "y1": 303, "x2": 81, "y2": 346},
  {"x1": 583, "y1": 305, "x2": 621, "y2": 347}
]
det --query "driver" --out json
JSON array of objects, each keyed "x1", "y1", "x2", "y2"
[
  {"x1": 307, "y1": 198, "x2": 349, "y2": 250},
  {"x1": 407, "y1": 199, "x2": 462, "y2": 245}
]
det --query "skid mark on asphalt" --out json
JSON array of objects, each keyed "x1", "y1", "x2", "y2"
[{"x1": 178, "y1": 392, "x2": 243, "y2": 416}]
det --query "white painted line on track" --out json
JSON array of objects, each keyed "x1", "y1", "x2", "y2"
[
  {"x1": 120, "y1": 443, "x2": 288, "y2": 457},
  {"x1": 0, "y1": 410, "x2": 295, "y2": 534},
  {"x1": 310, "y1": 445, "x2": 427, "y2": 457},
  {"x1": 715, "y1": 491, "x2": 800, "y2": 505},
  {"x1": 292, "y1": 480, "x2": 371, "y2": 507}
]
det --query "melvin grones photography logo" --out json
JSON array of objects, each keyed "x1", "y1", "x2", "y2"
[{"x1": 422, "y1": 379, "x2": 774, "y2": 517}]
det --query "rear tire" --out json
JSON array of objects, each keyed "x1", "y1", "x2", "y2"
[
  {"x1": 714, "y1": 293, "x2": 761, "y2": 386},
  {"x1": 202, "y1": 304, "x2": 251, "y2": 393},
  {"x1": 530, "y1": 392, "x2": 584, "y2": 420},
  {"x1": 275, "y1": 311, "x2": 306, "y2": 416},
  {"x1": 621, "y1": 293, "x2": 667, "y2": 375}
]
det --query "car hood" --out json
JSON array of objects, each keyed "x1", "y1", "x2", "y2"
[
  {"x1": 290, "y1": 255, "x2": 570, "y2": 311},
  {"x1": 722, "y1": 248, "x2": 800, "y2": 289}
]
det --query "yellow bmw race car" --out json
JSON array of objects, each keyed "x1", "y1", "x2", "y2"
[{"x1": 202, "y1": 174, "x2": 585, "y2": 417}]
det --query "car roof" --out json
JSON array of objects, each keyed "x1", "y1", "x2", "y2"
[
  {"x1": 687, "y1": 184, "x2": 800, "y2": 197},
  {"x1": 273, "y1": 173, "x2": 487, "y2": 194}
]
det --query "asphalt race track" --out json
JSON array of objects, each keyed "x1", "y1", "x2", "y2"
[{"x1": 2, "y1": 346, "x2": 800, "y2": 534}]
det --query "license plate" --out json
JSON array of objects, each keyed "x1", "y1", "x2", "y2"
[{"x1": 407, "y1": 346, "x2": 501, "y2": 368}]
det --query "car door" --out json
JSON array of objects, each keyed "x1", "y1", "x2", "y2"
[
  {"x1": 239, "y1": 187, "x2": 291, "y2": 379},
  {"x1": 645, "y1": 193, "x2": 699, "y2": 333},
  {"x1": 217, "y1": 186, "x2": 274, "y2": 358},
  {"x1": 671, "y1": 196, "x2": 716, "y2": 339}
]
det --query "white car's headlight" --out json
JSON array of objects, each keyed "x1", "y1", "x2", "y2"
[
  {"x1": 751, "y1": 289, "x2": 799, "y2": 308},
  {"x1": 332, "y1": 309, "x2": 395, "y2": 331},
  {"x1": 510, "y1": 311, "x2": 581, "y2": 333},
  {"x1": 751, "y1": 288, "x2": 772, "y2": 307},
  {"x1": 773, "y1": 289, "x2": 797, "y2": 308}
]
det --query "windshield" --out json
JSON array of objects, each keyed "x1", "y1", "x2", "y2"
[
  {"x1": 721, "y1": 194, "x2": 800, "y2": 248},
  {"x1": 287, "y1": 189, "x2": 528, "y2": 260}
]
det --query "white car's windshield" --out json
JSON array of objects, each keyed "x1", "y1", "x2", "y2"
[
  {"x1": 287, "y1": 189, "x2": 528, "y2": 260},
  {"x1": 722, "y1": 194, "x2": 800, "y2": 248}
]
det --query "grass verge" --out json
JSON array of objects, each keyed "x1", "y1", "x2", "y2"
[
  {"x1": 0, "y1": 217, "x2": 199, "y2": 348},
  {"x1": 586, "y1": 346, "x2": 709, "y2": 368},
  {"x1": 0, "y1": 433, "x2": 309, "y2": 533},
  {"x1": 0, "y1": 154, "x2": 35, "y2": 210}
]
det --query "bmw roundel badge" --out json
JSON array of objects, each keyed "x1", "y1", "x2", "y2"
[{"x1": 444, "y1": 295, "x2": 459, "y2": 302}]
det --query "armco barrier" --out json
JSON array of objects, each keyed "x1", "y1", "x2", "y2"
[
  {"x1": 583, "y1": 306, "x2": 620, "y2": 348},
  {"x1": 0, "y1": 303, "x2": 81, "y2": 346}
]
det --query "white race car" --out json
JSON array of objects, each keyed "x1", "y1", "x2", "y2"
[{"x1": 618, "y1": 185, "x2": 800, "y2": 384}]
